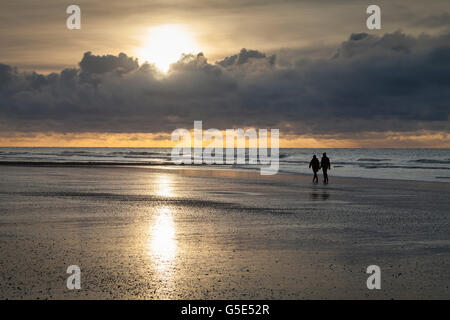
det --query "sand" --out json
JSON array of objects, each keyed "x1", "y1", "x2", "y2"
[{"x1": 0, "y1": 165, "x2": 449, "y2": 299}]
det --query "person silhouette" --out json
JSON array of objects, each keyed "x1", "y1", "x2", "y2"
[
  {"x1": 309, "y1": 155, "x2": 320, "y2": 183},
  {"x1": 320, "y1": 152, "x2": 331, "y2": 184}
]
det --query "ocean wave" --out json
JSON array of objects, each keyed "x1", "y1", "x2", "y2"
[
  {"x1": 357, "y1": 158, "x2": 391, "y2": 162},
  {"x1": 409, "y1": 159, "x2": 450, "y2": 164},
  {"x1": 359, "y1": 164, "x2": 450, "y2": 170},
  {"x1": 109, "y1": 151, "x2": 164, "y2": 156},
  {"x1": 0, "y1": 151, "x2": 31, "y2": 155},
  {"x1": 0, "y1": 160, "x2": 173, "y2": 166},
  {"x1": 60, "y1": 151, "x2": 92, "y2": 155},
  {"x1": 281, "y1": 160, "x2": 309, "y2": 164},
  {"x1": 59, "y1": 153, "x2": 116, "y2": 158}
]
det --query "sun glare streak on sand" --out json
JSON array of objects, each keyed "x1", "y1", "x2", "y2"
[
  {"x1": 148, "y1": 207, "x2": 177, "y2": 272},
  {"x1": 156, "y1": 175, "x2": 174, "y2": 197}
]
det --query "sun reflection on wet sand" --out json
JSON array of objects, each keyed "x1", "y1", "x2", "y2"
[
  {"x1": 156, "y1": 176, "x2": 174, "y2": 197},
  {"x1": 148, "y1": 207, "x2": 177, "y2": 273}
]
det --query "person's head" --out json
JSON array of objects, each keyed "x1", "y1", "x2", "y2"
[
  {"x1": 323, "y1": 152, "x2": 327, "y2": 157},
  {"x1": 313, "y1": 155, "x2": 316, "y2": 159}
]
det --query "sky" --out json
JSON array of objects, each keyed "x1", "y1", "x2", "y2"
[{"x1": 0, "y1": 0, "x2": 449, "y2": 147}]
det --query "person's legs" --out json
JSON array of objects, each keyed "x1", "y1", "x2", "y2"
[
  {"x1": 323, "y1": 170, "x2": 328, "y2": 184},
  {"x1": 313, "y1": 171, "x2": 318, "y2": 183}
]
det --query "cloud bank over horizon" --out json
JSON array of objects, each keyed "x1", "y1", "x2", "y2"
[{"x1": 0, "y1": 31, "x2": 449, "y2": 144}]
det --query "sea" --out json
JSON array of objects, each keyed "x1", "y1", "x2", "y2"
[{"x1": 0, "y1": 147, "x2": 449, "y2": 183}]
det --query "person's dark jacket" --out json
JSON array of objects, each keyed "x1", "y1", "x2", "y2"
[
  {"x1": 321, "y1": 156, "x2": 331, "y2": 171},
  {"x1": 309, "y1": 158, "x2": 320, "y2": 172}
]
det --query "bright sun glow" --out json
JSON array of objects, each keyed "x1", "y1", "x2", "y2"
[{"x1": 139, "y1": 25, "x2": 199, "y2": 72}]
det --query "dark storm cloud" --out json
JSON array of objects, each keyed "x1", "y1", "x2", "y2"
[
  {"x1": 78, "y1": 52, "x2": 139, "y2": 84},
  {"x1": 0, "y1": 64, "x2": 13, "y2": 87},
  {"x1": 217, "y1": 49, "x2": 275, "y2": 67},
  {"x1": 79, "y1": 52, "x2": 139, "y2": 75},
  {"x1": 0, "y1": 31, "x2": 449, "y2": 136}
]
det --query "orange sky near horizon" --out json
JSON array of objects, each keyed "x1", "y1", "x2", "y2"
[{"x1": 0, "y1": 131, "x2": 448, "y2": 148}]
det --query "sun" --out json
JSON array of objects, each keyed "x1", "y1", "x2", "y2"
[{"x1": 138, "y1": 25, "x2": 199, "y2": 72}]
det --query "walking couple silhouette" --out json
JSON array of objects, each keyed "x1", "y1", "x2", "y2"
[{"x1": 309, "y1": 153, "x2": 331, "y2": 184}]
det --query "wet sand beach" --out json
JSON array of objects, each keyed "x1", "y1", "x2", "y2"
[{"x1": 0, "y1": 165, "x2": 449, "y2": 299}]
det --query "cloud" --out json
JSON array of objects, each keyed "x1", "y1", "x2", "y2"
[
  {"x1": 79, "y1": 52, "x2": 139, "y2": 75},
  {"x1": 78, "y1": 51, "x2": 139, "y2": 84},
  {"x1": 0, "y1": 31, "x2": 449, "y2": 138},
  {"x1": 217, "y1": 48, "x2": 275, "y2": 68},
  {"x1": 413, "y1": 13, "x2": 450, "y2": 29}
]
